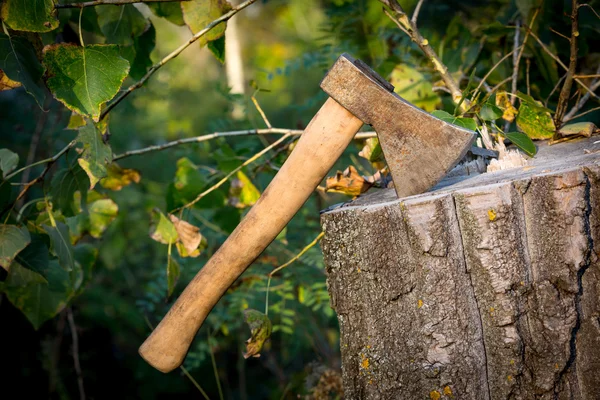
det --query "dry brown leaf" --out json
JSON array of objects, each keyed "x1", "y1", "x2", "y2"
[
  {"x1": 325, "y1": 166, "x2": 373, "y2": 197},
  {"x1": 169, "y1": 214, "x2": 202, "y2": 255}
]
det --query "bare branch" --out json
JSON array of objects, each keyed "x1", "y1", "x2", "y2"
[
  {"x1": 510, "y1": 7, "x2": 539, "y2": 104},
  {"x1": 555, "y1": 0, "x2": 580, "y2": 127},
  {"x1": 579, "y1": 3, "x2": 600, "y2": 20},
  {"x1": 545, "y1": 72, "x2": 567, "y2": 106},
  {"x1": 269, "y1": 231, "x2": 325, "y2": 278},
  {"x1": 100, "y1": 0, "x2": 257, "y2": 120},
  {"x1": 574, "y1": 74, "x2": 600, "y2": 79},
  {"x1": 55, "y1": 0, "x2": 187, "y2": 8},
  {"x1": 251, "y1": 96, "x2": 272, "y2": 129},
  {"x1": 113, "y1": 128, "x2": 376, "y2": 161},
  {"x1": 564, "y1": 105, "x2": 600, "y2": 122},
  {"x1": 381, "y1": 2, "x2": 465, "y2": 107},
  {"x1": 472, "y1": 46, "x2": 521, "y2": 101},
  {"x1": 67, "y1": 309, "x2": 85, "y2": 400},
  {"x1": 411, "y1": 0, "x2": 425, "y2": 25},
  {"x1": 564, "y1": 66, "x2": 600, "y2": 120}
]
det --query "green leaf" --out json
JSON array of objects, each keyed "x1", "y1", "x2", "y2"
[
  {"x1": 43, "y1": 223, "x2": 75, "y2": 271},
  {"x1": 173, "y1": 157, "x2": 206, "y2": 202},
  {"x1": 228, "y1": 171, "x2": 260, "y2": 209},
  {"x1": 182, "y1": 0, "x2": 232, "y2": 48},
  {"x1": 1, "y1": 0, "x2": 59, "y2": 32},
  {"x1": 0, "y1": 148, "x2": 19, "y2": 177},
  {"x1": 243, "y1": 309, "x2": 272, "y2": 358},
  {"x1": 503, "y1": 132, "x2": 537, "y2": 157},
  {"x1": 130, "y1": 23, "x2": 155, "y2": 80},
  {"x1": 358, "y1": 138, "x2": 383, "y2": 162},
  {"x1": 97, "y1": 4, "x2": 148, "y2": 45},
  {"x1": 480, "y1": 103, "x2": 503, "y2": 121},
  {"x1": 0, "y1": 224, "x2": 30, "y2": 270},
  {"x1": 516, "y1": 91, "x2": 553, "y2": 114},
  {"x1": 516, "y1": 95, "x2": 555, "y2": 139},
  {"x1": 2, "y1": 260, "x2": 79, "y2": 329},
  {"x1": 74, "y1": 243, "x2": 98, "y2": 295},
  {"x1": 208, "y1": 35, "x2": 225, "y2": 63},
  {"x1": 558, "y1": 122, "x2": 598, "y2": 138},
  {"x1": 431, "y1": 110, "x2": 477, "y2": 131},
  {"x1": 14, "y1": 234, "x2": 49, "y2": 278},
  {"x1": 150, "y1": 210, "x2": 178, "y2": 245},
  {"x1": 390, "y1": 64, "x2": 440, "y2": 112},
  {"x1": 67, "y1": 113, "x2": 86, "y2": 129},
  {"x1": 0, "y1": 33, "x2": 48, "y2": 108},
  {"x1": 88, "y1": 198, "x2": 118, "y2": 238},
  {"x1": 49, "y1": 164, "x2": 90, "y2": 217},
  {"x1": 43, "y1": 44, "x2": 130, "y2": 121},
  {"x1": 147, "y1": 2, "x2": 185, "y2": 26},
  {"x1": 167, "y1": 250, "x2": 180, "y2": 297},
  {"x1": 76, "y1": 120, "x2": 113, "y2": 189},
  {"x1": 0, "y1": 178, "x2": 12, "y2": 211}
]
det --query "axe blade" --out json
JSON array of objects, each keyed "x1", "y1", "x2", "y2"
[{"x1": 321, "y1": 53, "x2": 476, "y2": 198}]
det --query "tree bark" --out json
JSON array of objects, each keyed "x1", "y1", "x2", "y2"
[{"x1": 321, "y1": 136, "x2": 600, "y2": 399}]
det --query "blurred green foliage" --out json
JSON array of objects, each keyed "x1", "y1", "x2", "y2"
[{"x1": 0, "y1": 0, "x2": 599, "y2": 399}]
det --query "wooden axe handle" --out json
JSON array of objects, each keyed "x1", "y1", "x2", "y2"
[{"x1": 139, "y1": 97, "x2": 363, "y2": 372}]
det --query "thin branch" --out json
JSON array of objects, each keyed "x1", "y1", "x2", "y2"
[
  {"x1": 524, "y1": 25, "x2": 600, "y2": 101},
  {"x1": 251, "y1": 96, "x2": 272, "y2": 129},
  {"x1": 269, "y1": 231, "x2": 325, "y2": 278},
  {"x1": 55, "y1": 0, "x2": 187, "y2": 8},
  {"x1": 208, "y1": 333, "x2": 224, "y2": 400},
  {"x1": 574, "y1": 74, "x2": 600, "y2": 79},
  {"x1": 546, "y1": 72, "x2": 568, "y2": 106},
  {"x1": 564, "y1": 105, "x2": 600, "y2": 122},
  {"x1": 510, "y1": 20, "x2": 522, "y2": 104},
  {"x1": 381, "y1": 1, "x2": 465, "y2": 107},
  {"x1": 472, "y1": 46, "x2": 521, "y2": 102},
  {"x1": 67, "y1": 308, "x2": 85, "y2": 400},
  {"x1": 172, "y1": 134, "x2": 292, "y2": 212},
  {"x1": 113, "y1": 129, "x2": 376, "y2": 161},
  {"x1": 564, "y1": 67, "x2": 600, "y2": 120},
  {"x1": 579, "y1": 3, "x2": 600, "y2": 20},
  {"x1": 555, "y1": 0, "x2": 580, "y2": 127},
  {"x1": 549, "y1": 27, "x2": 571, "y2": 41},
  {"x1": 99, "y1": 0, "x2": 257, "y2": 120},
  {"x1": 411, "y1": 0, "x2": 425, "y2": 25}
]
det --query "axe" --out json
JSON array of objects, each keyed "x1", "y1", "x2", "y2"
[{"x1": 139, "y1": 53, "x2": 476, "y2": 373}]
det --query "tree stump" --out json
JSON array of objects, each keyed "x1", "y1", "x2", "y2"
[{"x1": 320, "y1": 137, "x2": 600, "y2": 399}]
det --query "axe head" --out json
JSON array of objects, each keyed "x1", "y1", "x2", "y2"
[{"x1": 321, "y1": 53, "x2": 476, "y2": 198}]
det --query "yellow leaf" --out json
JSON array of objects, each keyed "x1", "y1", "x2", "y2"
[
  {"x1": 100, "y1": 163, "x2": 141, "y2": 191},
  {"x1": 495, "y1": 90, "x2": 518, "y2": 122}
]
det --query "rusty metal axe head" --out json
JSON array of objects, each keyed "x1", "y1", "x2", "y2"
[{"x1": 321, "y1": 53, "x2": 476, "y2": 198}]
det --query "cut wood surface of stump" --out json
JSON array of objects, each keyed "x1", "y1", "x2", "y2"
[{"x1": 320, "y1": 137, "x2": 600, "y2": 399}]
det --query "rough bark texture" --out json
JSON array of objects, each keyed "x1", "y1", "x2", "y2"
[{"x1": 321, "y1": 137, "x2": 600, "y2": 399}]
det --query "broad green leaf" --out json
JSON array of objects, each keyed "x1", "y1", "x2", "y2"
[
  {"x1": 147, "y1": 2, "x2": 185, "y2": 26},
  {"x1": 167, "y1": 251, "x2": 180, "y2": 297},
  {"x1": 150, "y1": 210, "x2": 178, "y2": 245},
  {"x1": 516, "y1": 96, "x2": 555, "y2": 139},
  {"x1": 1, "y1": 0, "x2": 59, "y2": 32},
  {"x1": 74, "y1": 243, "x2": 98, "y2": 295},
  {"x1": 504, "y1": 132, "x2": 537, "y2": 157},
  {"x1": 516, "y1": 91, "x2": 553, "y2": 114},
  {"x1": 0, "y1": 34, "x2": 48, "y2": 108},
  {"x1": 43, "y1": 223, "x2": 75, "y2": 271},
  {"x1": 0, "y1": 148, "x2": 19, "y2": 177},
  {"x1": 558, "y1": 122, "x2": 598, "y2": 138},
  {"x1": 390, "y1": 64, "x2": 440, "y2": 112},
  {"x1": 43, "y1": 44, "x2": 130, "y2": 121},
  {"x1": 97, "y1": 4, "x2": 148, "y2": 45},
  {"x1": 130, "y1": 23, "x2": 155, "y2": 80},
  {"x1": 173, "y1": 157, "x2": 206, "y2": 202},
  {"x1": 76, "y1": 120, "x2": 113, "y2": 189},
  {"x1": 0, "y1": 224, "x2": 30, "y2": 270},
  {"x1": 480, "y1": 103, "x2": 503, "y2": 121},
  {"x1": 100, "y1": 163, "x2": 141, "y2": 191},
  {"x1": 182, "y1": 0, "x2": 232, "y2": 48},
  {"x1": 430, "y1": 110, "x2": 477, "y2": 131},
  {"x1": 67, "y1": 113, "x2": 86, "y2": 129},
  {"x1": 15, "y1": 234, "x2": 49, "y2": 278},
  {"x1": 2, "y1": 259, "x2": 79, "y2": 329},
  {"x1": 358, "y1": 138, "x2": 383, "y2": 162},
  {"x1": 228, "y1": 171, "x2": 260, "y2": 209},
  {"x1": 208, "y1": 35, "x2": 225, "y2": 63},
  {"x1": 88, "y1": 198, "x2": 118, "y2": 238},
  {"x1": 49, "y1": 164, "x2": 90, "y2": 217},
  {"x1": 243, "y1": 309, "x2": 272, "y2": 358}
]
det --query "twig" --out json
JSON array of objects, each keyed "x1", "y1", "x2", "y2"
[
  {"x1": 510, "y1": 20, "x2": 522, "y2": 104},
  {"x1": 549, "y1": 27, "x2": 571, "y2": 41},
  {"x1": 524, "y1": 25, "x2": 599, "y2": 101},
  {"x1": 208, "y1": 333, "x2": 224, "y2": 400},
  {"x1": 574, "y1": 74, "x2": 600, "y2": 79},
  {"x1": 265, "y1": 231, "x2": 325, "y2": 315},
  {"x1": 173, "y1": 134, "x2": 292, "y2": 212},
  {"x1": 251, "y1": 96, "x2": 272, "y2": 129},
  {"x1": 99, "y1": 0, "x2": 257, "y2": 120},
  {"x1": 381, "y1": 1, "x2": 465, "y2": 106},
  {"x1": 113, "y1": 129, "x2": 376, "y2": 160},
  {"x1": 55, "y1": 0, "x2": 187, "y2": 8},
  {"x1": 545, "y1": 72, "x2": 567, "y2": 106},
  {"x1": 472, "y1": 46, "x2": 521, "y2": 102},
  {"x1": 555, "y1": 0, "x2": 580, "y2": 127},
  {"x1": 19, "y1": 98, "x2": 51, "y2": 196},
  {"x1": 411, "y1": 0, "x2": 425, "y2": 25},
  {"x1": 67, "y1": 308, "x2": 85, "y2": 400},
  {"x1": 564, "y1": 105, "x2": 600, "y2": 122},
  {"x1": 526, "y1": 58, "x2": 531, "y2": 95},
  {"x1": 564, "y1": 65, "x2": 600, "y2": 119},
  {"x1": 579, "y1": 3, "x2": 600, "y2": 20}
]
